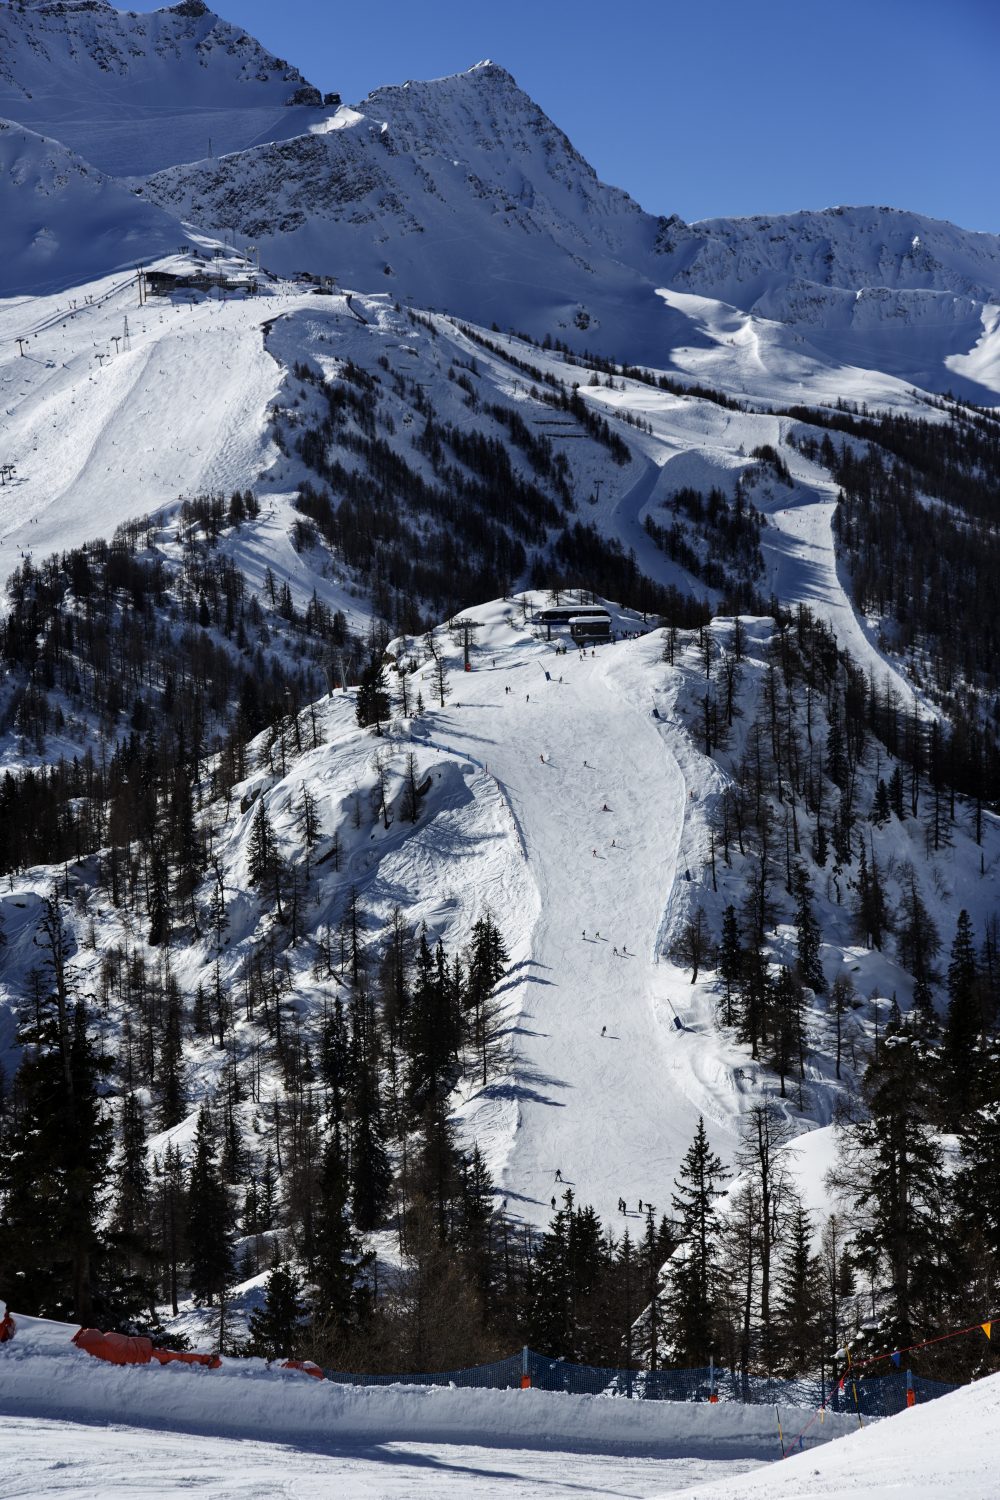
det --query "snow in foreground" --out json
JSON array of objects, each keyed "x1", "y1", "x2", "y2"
[
  {"x1": 0, "y1": 1309, "x2": 854, "y2": 1498},
  {"x1": 0, "y1": 1415, "x2": 760, "y2": 1500},
  {"x1": 668, "y1": 1367, "x2": 1000, "y2": 1499}
]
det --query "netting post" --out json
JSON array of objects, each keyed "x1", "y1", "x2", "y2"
[
  {"x1": 906, "y1": 1368, "x2": 915, "y2": 1408},
  {"x1": 709, "y1": 1354, "x2": 718, "y2": 1403},
  {"x1": 520, "y1": 1346, "x2": 531, "y2": 1390}
]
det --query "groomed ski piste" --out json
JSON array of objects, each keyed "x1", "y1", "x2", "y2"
[{"x1": 3, "y1": 1301, "x2": 999, "y2": 1497}]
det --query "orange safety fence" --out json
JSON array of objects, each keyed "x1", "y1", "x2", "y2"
[
  {"x1": 281, "y1": 1359, "x2": 325, "y2": 1380},
  {"x1": 72, "y1": 1327, "x2": 220, "y2": 1369}
]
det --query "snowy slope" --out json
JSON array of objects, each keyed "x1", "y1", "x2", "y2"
[
  {"x1": 0, "y1": 0, "x2": 334, "y2": 177},
  {"x1": 0, "y1": 256, "x2": 312, "y2": 567},
  {"x1": 0, "y1": 1303, "x2": 856, "y2": 1496},
  {"x1": 141, "y1": 61, "x2": 678, "y2": 365},
  {"x1": 669, "y1": 1369, "x2": 1000, "y2": 1499},
  {"x1": 137, "y1": 58, "x2": 1000, "y2": 396},
  {"x1": 0, "y1": 119, "x2": 188, "y2": 295}
]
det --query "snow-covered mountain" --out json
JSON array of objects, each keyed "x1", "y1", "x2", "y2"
[
  {"x1": 3, "y1": 3, "x2": 999, "y2": 395},
  {"x1": 0, "y1": 118, "x2": 187, "y2": 294},
  {"x1": 138, "y1": 58, "x2": 1000, "y2": 396},
  {"x1": 0, "y1": 0, "x2": 336, "y2": 176}
]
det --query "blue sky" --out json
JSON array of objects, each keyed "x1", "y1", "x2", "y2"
[{"x1": 203, "y1": 0, "x2": 995, "y2": 230}]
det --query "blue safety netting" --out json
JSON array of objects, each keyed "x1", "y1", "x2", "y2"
[{"x1": 323, "y1": 1348, "x2": 959, "y2": 1412}]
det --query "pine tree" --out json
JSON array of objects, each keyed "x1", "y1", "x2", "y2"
[
  {"x1": 311, "y1": 1126, "x2": 367, "y2": 1339},
  {"x1": 355, "y1": 654, "x2": 391, "y2": 733},
  {"x1": 773, "y1": 1198, "x2": 823, "y2": 1374},
  {"x1": 350, "y1": 1049, "x2": 392, "y2": 1234},
  {"x1": 186, "y1": 1106, "x2": 234, "y2": 1306},
  {"x1": 464, "y1": 914, "x2": 509, "y2": 1085},
  {"x1": 156, "y1": 983, "x2": 185, "y2": 1128},
  {"x1": 793, "y1": 864, "x2": 825, "y2": 994},
  {"x1": 836, "y1": 1015, "x2": 949, "y2": 1348},
  {"x1": 107, "y1": 1091, "x2": 156, "y2": 1324},
  {"x1": 896, "y1": 865, "x2": 941, "y2": 991},
  {"x1": 717, "y1": 905, "x2": 743, "y2": 1027},
  {"x1": 247, "y1": 800, "x2": 275, "y2": 887},
  {"x1": 666, "y1": 1117, "x2": 728, "y2": 1363},
  {"x1": 0, "y1": 1000, "x2": 112, "y2": 1321},
  {"x1": 943, "y1": 909, "x2": 981, "y2": 1120},
  {"x1": 246, "y1": 1261, "x2": 306, "y2": 1359},
  {"x1": 526, "y1": 1194, "x2": 574, "y2": 1357}
]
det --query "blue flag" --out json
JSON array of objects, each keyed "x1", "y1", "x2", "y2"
[{"x1": 891, "y1": 1351, "x2": 901, "y2": 1368}]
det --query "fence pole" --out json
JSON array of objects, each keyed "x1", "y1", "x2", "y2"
[
  {"x1": 520, "y1": 1346, "x2": 531, "y2": 1390},
  {"x1": 709, "y1": 1354, "x2": 718, "y2": 1403},
  {"x1": 906, "y1": 1368, "x2": 915, "y2": 1409}
]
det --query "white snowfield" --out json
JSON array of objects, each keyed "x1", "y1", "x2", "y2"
[
  {"x1": 0, "y1": 260, "x2": 314, "y2": 581},
  {"x1": 666, "y1": 1369, "x2": 1000, "y2": 1500},
  {"x1": 0, "y1": 1308, "x2": 857, "y2": 1499}
]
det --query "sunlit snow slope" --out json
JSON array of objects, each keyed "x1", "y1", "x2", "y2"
[{"x1": 0, "y1": 258, "x2": 309, "y2": 569}]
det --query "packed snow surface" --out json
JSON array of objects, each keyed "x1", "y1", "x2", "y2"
[
  {"x1": 0, "y1": 258, "x2": 310, "y2": 572},
  {"x1": 667, "y1": 1369, "x2": 1000, "y2": 1499},
  {"x1": 0, "y1": 1308, "x2": 857, "y2": 1498}
]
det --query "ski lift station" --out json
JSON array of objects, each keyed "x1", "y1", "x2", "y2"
[{"x1": 534, "y1": 604, "x2": 612, "y2": 642}]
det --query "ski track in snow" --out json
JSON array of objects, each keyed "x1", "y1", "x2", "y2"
[
  {"x1": 435, "y1": 618, "x2": 744, "y2": 1230},
  {"x1": 0, "y1": 274, "x2": 313, "y2": 581}
]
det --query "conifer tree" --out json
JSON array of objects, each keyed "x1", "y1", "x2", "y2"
[
  {"x1": 793, "y1": 864, "x2": 825, "y2": 994},
  {"x1": 355, "y1": 654, "x2": 391, "y2": 734},
  {"x1": 666, "y1": 1117, "x2": 728, "y2": 1363},
  {"x1": 312, "y1": 1126, "x2": 367, "y2": 1338},
  {"x1": 943, "y1": 909, "x2": 981, "y2": 1120},
  {"x1": 246, "y1": 1261, "x2": 306, "y2": 1359},
  {"x1": 717, "y1": 905, "x2": 743, "y2": 1027},
  {"x1": 186, "y1": 1106, "x2": 234, "y2": 1305},
  {"x1": 773, "y1": 1198, "x2": 823, "y2": 1374},
  {"x1": 107, "y1": 1091, "x2": 156, "y2": 1322},
  {"x1": 0, "y1": 1000, "x2": 112, "y2": 1321},
  {"x1": 836, "y1": 1015, "x2": 949, "y2": 1348}
]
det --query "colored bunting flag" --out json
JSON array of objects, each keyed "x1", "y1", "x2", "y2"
[
  {"x1": 983, "y1": 1322, "x2": 992, "y2": 1340},
  {"x1": 891, "y1": 1351, "x2": 901, "y2": 1368}
]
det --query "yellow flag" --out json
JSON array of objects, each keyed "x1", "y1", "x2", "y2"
[{"x1": 982, "y1": 1322, "x2": 992, "y2": 1340}]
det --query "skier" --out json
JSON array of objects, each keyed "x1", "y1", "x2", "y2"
[
  {"x1": 602, "y1": 803, "x2": 609, "y2": 812},
  {"x1": 582, "y1": 929, "x2": 586, "y2": 939},
  {"x1": 592, "y1": 849, "x2": 597, "y2": 858},
  {"x1": 551, "y1": 1196, "x2": 557, "y2": 1210},
  {"x1": 638, "y1": 1199, "x2": 643, "y2": 1213},
  {"x1": 601, "y1": 1025, "x2": 607, "y2": 1037},
  {"x1": 555, "y1": 1169, "x2": 562, "y2": 1183},
  {"x1": 613, "y1": 947, "x2": 618, "y2": 957}
]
